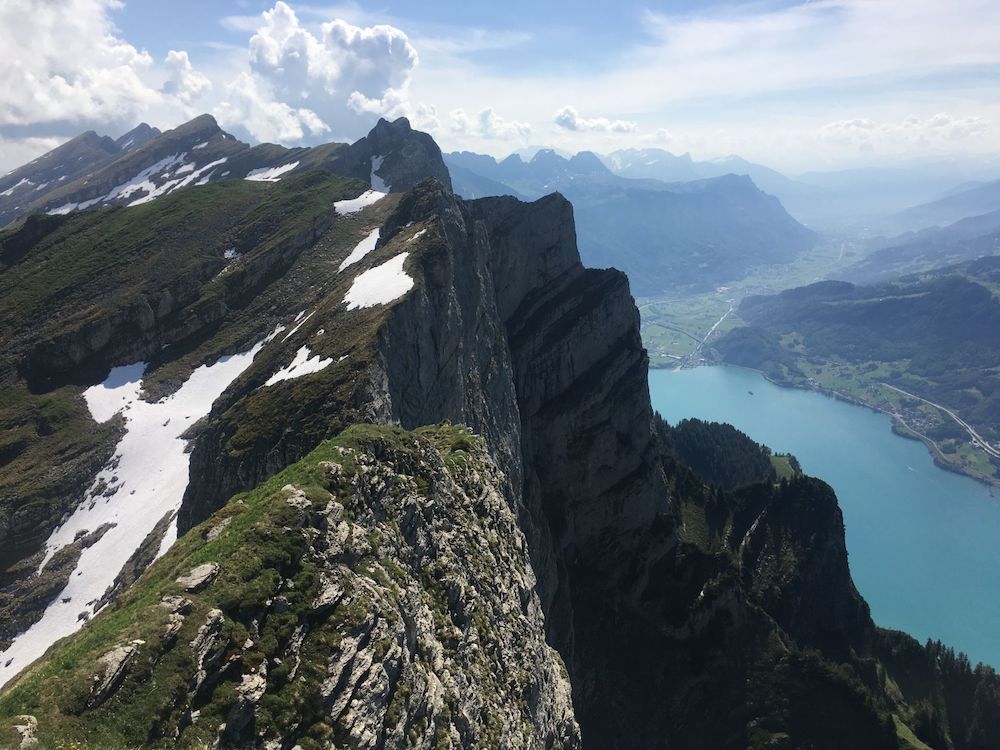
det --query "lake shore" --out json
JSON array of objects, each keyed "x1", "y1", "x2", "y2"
[
  {"x1": 652, "y1": 360, "x2": 1000, "y2": 490},
  {"x1": 649, "y1": 365, "x2": 1000, "y2": 667}
]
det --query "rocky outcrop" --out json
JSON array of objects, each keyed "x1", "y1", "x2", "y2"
[
  {"x1": 88, "y1": 640, "x2": 144, "y2": 708},
  {"x1": 10, "y1": 714, "x2": 36, "y2": 749},
  {"x1": 0, "y1": 426, "x2": 580, "y2": 749},
  {"x1": 176, "y1": 562, "x2": 220, "y2": 593},
  {"x1": 327, "y1": 117, "x2": 453, "y2": 193}
]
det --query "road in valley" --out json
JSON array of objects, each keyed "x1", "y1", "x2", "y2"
[{"x1": 881, "y1": 382, "x2": 1000, "y2": 459}]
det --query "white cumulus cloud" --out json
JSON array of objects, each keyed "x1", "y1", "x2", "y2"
[
  {"x1": 449, "y1": 108, "x2": 531, "y2": 140},
  {"x1": 219, "y1": 1, "x2": 420, "y2": 143},
  {"x1": 553, "y1": 105, "x2": 637, "y2": 133},
  {"x1": 215, "y1": 73, "x2": 329, "y2": 144},
  {"x1": 0, "y1": 0, "x2": 159, "y2": 136},
  {"x1": 162, "y1": 50, "x2": 212, "y2": 104}
]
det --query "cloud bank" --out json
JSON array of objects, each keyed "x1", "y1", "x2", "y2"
[
  {"x1": 553, "y1": 106, "x2": 637, "y2": 133},
  {"x1": 1, "y1": 0, "x2": 999, "y2": 173}
]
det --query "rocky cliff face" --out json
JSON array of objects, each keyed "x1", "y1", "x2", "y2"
[
  {"x1": 175, "y1": 180, "x2": 672, "y2": 695},
  {"x1": 3, "y1": 120, "x2": 1000, "y2": 750}
]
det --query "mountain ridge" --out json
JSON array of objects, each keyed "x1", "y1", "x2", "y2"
[
  {"x1": 0, "y1": 115, "x2": 449, "y2": 231},
  {"x1": 0, "y1": 119, "x2": 998, "y2": 749}
]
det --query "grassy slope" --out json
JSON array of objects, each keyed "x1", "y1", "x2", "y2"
[{"x1": 0, "y1": 172, "x2": 400, "y2": 561}]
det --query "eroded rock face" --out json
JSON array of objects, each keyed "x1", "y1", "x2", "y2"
[
  {"x1": 88, "y1": 640, "x2": 144, "y2": 708},
  {"x1": 0, "y1": 427, "x2": 580, "y2": 749},
  {"x1": 11, "y1": 715, "x2": 37, "y2": 749},
  {"x1": 361, "y1": 183, "x2": 674, "y2": 742},
  {"x1": 176, "y1": 563, "x2": 220, "y2": 593}
]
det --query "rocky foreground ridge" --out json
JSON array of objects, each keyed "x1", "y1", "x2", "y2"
[
  {"x1": 0, "y1": 117, "x2": 998, "y2": 749},
  {"x1": 1, "y1": 425, "x2": 580, "y2": 748}
]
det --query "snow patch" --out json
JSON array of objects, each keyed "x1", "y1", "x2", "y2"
[
  {"x1": 45, "y1": 154, "x2": 230, "y2": 215},
  {"x1": 370, "y1": 154, "x2": 390, "y2": 192},
  {"x1": 110, "y1": 152, "x2": 187, "y2": 204},
  {"x1": 344, "y1": 253, "x2": 413, "y2": 310},
  {"x1": 333, "y1": 190, "x2": 386, "y2": 215},
  {"x1": 193, "y1": 141, "x2": 209, "y2": 150},
  {"x1": 127, "y1": 157, "x2": 227, "y2": 206},
  {"x1": 282, "y1": 310, "x2": 315, "y2": 341},
  {"x1": 0, "y1": 328, "x2": 281, "y2": 689},
  {"x1": 338, "y1": 228, "x2": 380, "y2": 271},
  {"x1": 244, "y1": 162, "x2": 299, "y2": 182},
  {"x1": 84, "y1": 364, "x2": 145, "y2": 422},
  {"x1": 0, "y1": 178, "x2": 32, "y2": 197},
  {"x1": 223, "y1": 247, "x2": 242, "y2": 260},
  {"x1": 407, "y1": 228, "x2": 428, "y2": 243},
  {"x1": 48, "y1": 202, "x2": 78, "y2": 216},
  {"x1": 264, "y1": 346, "x2": 335, "y2": 387}
]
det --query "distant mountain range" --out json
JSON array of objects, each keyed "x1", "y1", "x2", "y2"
[
  {"x1": 599, "y1": 149, "x2": 1000, "y2": 232},
  {"x1": 842, "y1": 207, "x2": 1000, "y2": 283},
  {"x1": 445, "y1": 149, "x2": 818, "y2": 295},
  {"x1": 602, "y1": 148, "x2": 805, "y2": 200},
  {"x1": 886, "y1": 179, "x2": 1000, "y2": 234}
]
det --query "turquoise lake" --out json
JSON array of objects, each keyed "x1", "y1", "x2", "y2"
[{"x1": 649, "y1": 365, "x2": 1000, "y2": 668}]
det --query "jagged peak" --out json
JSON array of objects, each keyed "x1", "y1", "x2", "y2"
[
  {"x1": 567, "y1": 150, "x2": 610, "y2": 173},
  {"x1": 114, "y1": 122, "x2": 161, "y2": 151},
  {"x1": 372, "y1": 115, "x2": 412, "y2": 134},
  {"x1": 177, "y1": 113, "x2": 222, "y2": 131},
  {"x1": 529, "y1": 148, "x2": 563, "y2": 166},
  {"x1": 336, "y1": 116, "x2": 452, "y2": 192}
]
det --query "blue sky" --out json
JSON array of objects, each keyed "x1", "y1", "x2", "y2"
[{"x1": 1, "y1": 0, "x2": 999, "y2": 173}]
